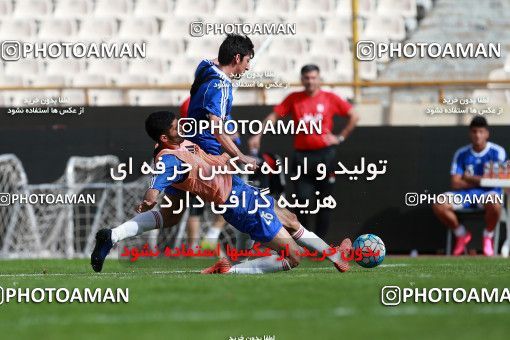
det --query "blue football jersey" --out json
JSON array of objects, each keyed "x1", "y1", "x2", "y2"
[
  {"x1": 450, "y1": 142, "x2": 506, "y2": 176},
  {"x1": 187, "y1": 59, "x2": 233, "y2": 155}
]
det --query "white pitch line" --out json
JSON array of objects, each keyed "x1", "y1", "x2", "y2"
[
  {"x1": 17, "y1": 307, "x2": 355, "y2": 328},
  {"x1": 0, "y1": 270, "x2": 199, "y2": 277},
  {"x1": 0, "y1": 263, "x2": 409, "y2": 278},
  {"x1": 16, "y1": 303, "x2": 510, "y2": 329}
]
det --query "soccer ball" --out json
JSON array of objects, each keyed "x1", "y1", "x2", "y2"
[{"x1": 352, "y1": 234, "x2": 386, "y2": 268}]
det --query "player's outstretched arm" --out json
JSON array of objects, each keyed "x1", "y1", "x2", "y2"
[
  {"x1": 135, "y1": 188, "x2": 159, "y2": 213},
  {"x1": 451, "y1": 174, "x2": 480, "y2": 190}
]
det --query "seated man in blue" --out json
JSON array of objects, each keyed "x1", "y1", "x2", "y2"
[{"x1": 432, "y1": 116, "x2": 506, "y2": 256}]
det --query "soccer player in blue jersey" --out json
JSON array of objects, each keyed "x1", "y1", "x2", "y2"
[
  {"x1": 186, "y1": 34, "x2": 257, "y2": 167},
  {"x1": 182, "y1": 34, "x2": 258, "y2": 251},
  {"x1": 432, "y1": 116, "x2": 506, "y2": 256},
  {"x1": 183, "y1": 34, "x2": 260, "y2": 257}
]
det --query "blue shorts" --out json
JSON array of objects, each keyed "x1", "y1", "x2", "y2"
[
  {"x1": 445, "y1": 188, "x2": 502, "y2": 210},
  {"x1": 222, "y1": 176, "x2": 282, "y2": 243}
]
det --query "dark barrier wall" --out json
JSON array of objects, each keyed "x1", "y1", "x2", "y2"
[{"x1": 1, "y1": 106, "x2": 509, "y2": 253}]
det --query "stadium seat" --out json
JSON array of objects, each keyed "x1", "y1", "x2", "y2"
[
  {"x1": 38, "y1": 19, "x2": 78, "y2": 40},
  {"x1": 334, "y1": 56, "x2": 378, "y2": 81},
  {"x1": 0, "y1": 0, "x2": 13, "y2": 17},
  {"x1": 78, "y1": 18, "x2": 118, "y2": 40},
  {"x1": 88, "y1": 90, "x2": 126, "y2": 106},
  {"x1": 472, "y1": 89, "x2": 509, "y2": 104},
  {"x1": 196, "y1": 14, "x2": 246, "y2": 29},
  {"x1": 12, "y1": 0, "x2": 52, "y2": 18},
  {"x1": 0, "y1": 19, "x2": 37, "y2": 39},
  {"x1": 255, "y1": 0, "x2": 293, "y2": 16},
  {"x1": 333, "y1": 56, "x2": 354, "y2": 81},
  {"x1": 378, "y1": 0, "x2": 418, "y2": 31},
  {"x1": 377, "y1": 0, "x2": 417, "y2": 19},
  {"x1": 505, "y1": 55, "x2": 510, "y2": 73},
  {"x1": 129, "y1": 58, "x2": 168, "y2": 77},
  {"x1": 215, "y1": 0, "x2": 254, "y2": 15},
  {"x1": 174, "y1": 0, "x2": 214, "y2": 16},
  {"x1": 87, "y1": 59, "x2": 126, "y2": 76},
  {"x1": 128, "y1": 90, "x2": 187, "y2": 106},
  {"x1": 309, "y1": 37, "x2": 351, "y2": 57},
  {"x1": 133, "y1": 0, "x2": 172, "y2": 18},
  {"x1": 128, "y1": 90, "x2": 169, "y2": 105},
  {"x1": 94, "y1": 0, "x2": 132, "y2": 18},
  {"x1": 264, "y1": 87, "x2": 294, "y2": 105},
  {"x1": 169, "y1": 57, "x2": 200, "y2": 79},
  {"x1": 54, "y1": 0, "x2": 93, "y2": 18},
  {"x1": 4, "y1": 59, "x2": 43, "y2": 77},
  {"x1": 295, "y1": 0, "x2": 335, "y2": 16},
  {"x1": 321, "y1": 85, "x2": 353, "y2": 100},
  {"x1": 267, "y1": 37, "x2": 307, "y2": 56},
  {"x1": 363, "y1": 15, "x2": 406, "y2": 41},
  {"x1": 232, "y1": 89, "x2": 264, "y2": 105},
  {"x1": 252, "y1": 55, "x2": 294, "y2": 75},
  {"x1": 487, "y1": 68, "x2": 510, "y2": 89},
  {"x1": 157, "y1": 72, "x2": 194, "y2": 84},
  {"x1": 323, "y1": 16, "x2": 353, "y2": 38},
  {"x1": 2, "y1": 90, "x2": 51, "y2": 107},
  {"x1": 277, "y1": 69, "x2": 301, "y2": 83},
  {"x1": 61, "y1": 89, "x2": 87, "y2": 105},
  {"x1": 160, "y1": 16, "x2": 204, "y2": 39},
  {"x1": 248, "y1": 34, "x2": 275, "y2": 52},
  {"x1": 46, "y1": 58, "x2": 86, "y2": 77},
  {"x1": 281, "y1": 15, "x2": 322, "y2": 37},
  {"x1": 352, "y1": 0, "x2": 377, "y2": 18},
  {"x1": 26, "y1": 75, "x2": 67, "y2": 87},
  {"x1": 295, "y1": 55, "x2": 336, "y2": 75},
  {"x1": 186, "y1": 37, "x2": 225, "y2": 59},
  {"x1": 114, "y1": 74, "x2": 154, "y2": 86},
  {"x1": 0, "y1": 75, "x2": 23, "y2": 87},
  {"x1": 359, "y1": 60, "x2": 378, "y2": 80},
  {"x1": 72, "y1": 74, "x2": 111, "y2": 87},
  {"x1": 118, "y1": 17, "x2": 159, "y2": 39},
  {"x1": 146, "y1": 38, "x2": 186, "y2": 60}
]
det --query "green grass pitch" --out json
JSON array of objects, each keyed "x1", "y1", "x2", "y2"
[{"x1": 1, "y1": 257, "x2": 509, "y2": 340}]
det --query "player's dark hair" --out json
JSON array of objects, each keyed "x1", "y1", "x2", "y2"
[
  {"x1": 469, "y1": 116, "x2": 488, "y2": 129},
  {"x1": 218, "y1": 34, "x2": 254, "y2": 65},
  {"x1": 145, "y1": 111, "x2": 176, "y2": 142},
  {"x1": 301, "y1": 64, "x2": 320, "y2": 75}
]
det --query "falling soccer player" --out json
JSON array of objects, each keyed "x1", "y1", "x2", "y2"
[{"x1": 91, "y1": 111, "x2": 352, "y2": 274}]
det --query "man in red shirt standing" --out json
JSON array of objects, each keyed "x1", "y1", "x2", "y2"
[{"x1": 248, "y1": 64, "x2": 359, "y2": 238}]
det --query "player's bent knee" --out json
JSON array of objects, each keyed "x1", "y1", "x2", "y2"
[
  {"x1": 432, "y1": 202, "x2": 450, "y2": 214},
  {"x1": 485, "y1": 202, "x2": 501, "y2": 214}
]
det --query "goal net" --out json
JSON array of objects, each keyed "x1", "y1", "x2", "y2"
[{"x1": 0, "y1": 154, "x2": 237, "y2": 259}]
